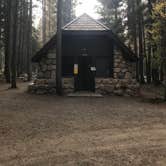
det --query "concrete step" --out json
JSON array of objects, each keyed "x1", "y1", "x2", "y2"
[{"x1": 67, "y1": 91, "x2": 103, "y2": 98}]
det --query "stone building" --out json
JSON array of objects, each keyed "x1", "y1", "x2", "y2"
[{"x1": 29, "y1": 14, "x2": 139, "y2": 96}]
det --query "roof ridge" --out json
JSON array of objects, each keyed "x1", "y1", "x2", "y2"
[{"x1": 62, "y1": 13, "x2": 109, "y2": 31}]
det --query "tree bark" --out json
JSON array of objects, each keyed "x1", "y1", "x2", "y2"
[
  {"x1": 27, "y1": 0, "x2": 32, "y2": 81},
  {"x1": 137, "y1": 0, "x2": 144, "y2": 83},
  {"x1": 146, "y1": 0, "x2": 153, "y2": 83},
  {"x1": 42, "y1": 0, "x2": 46, "y2": 44},
  {"x1": 4, "y1": 0, "x2": 11, "y2": 83},
  {"x1": 56, "y1": 0, "x2": 63, "y2": 95},
  {"x1": 10, "y1": 0, "x2": 18, "y2": 88}
]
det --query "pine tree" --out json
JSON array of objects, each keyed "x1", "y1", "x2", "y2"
[
  {"x1": 97, "y1": 0, "x2": 125, "y2": 40},
  {"x1": 10, "y1": 0, "x2": 18, "y2": 88},
  {"x1": 27, "y1": 0, "x2": 32, "y2": 81},
  {"x1": 56, "y1": 0, "x2": 63, "y2": 95},
  {"x1": 151, "y1": 1, "x2": 166, "y2": 99}
]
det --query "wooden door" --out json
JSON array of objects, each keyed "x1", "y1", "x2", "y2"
[{"x1": 75, "y1": 56, "x2": 95, "y2": 91}]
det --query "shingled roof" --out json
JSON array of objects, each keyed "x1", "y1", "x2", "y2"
[{"x1": 63, "y1": 13, "x2": 109, "y2": 31}]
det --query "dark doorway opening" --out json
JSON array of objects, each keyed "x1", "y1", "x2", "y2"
[{"x1": 75, "y1": 56, "x2": 95, "y2": 92}]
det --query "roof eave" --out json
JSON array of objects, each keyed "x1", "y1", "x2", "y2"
[{"x1": 32, "y1": 35, "x2": 57, "y2": 62}]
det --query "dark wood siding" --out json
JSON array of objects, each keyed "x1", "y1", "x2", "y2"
[{"x1": 62, "y1": 34, "x2": 114, "y2": 78}]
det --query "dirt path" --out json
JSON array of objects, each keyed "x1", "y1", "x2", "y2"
[{"x1": 0, "y1": 83, "x2": 166, "y2": 166}]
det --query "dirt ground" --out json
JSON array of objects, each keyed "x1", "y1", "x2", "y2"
[{"x1": 0, "y1": 82, "x2": 166, "y2": 166}]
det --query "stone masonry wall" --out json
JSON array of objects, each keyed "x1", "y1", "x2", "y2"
[
  {"x1": 28, "y1": 47, "x2": 139, "y2": 96},
  {"x1": 37, "y1": 49, "x2": 56, "y2": 80},
  {"x1": 95, "y1": 49, "x2": 139, "y2": 96},
  {"x1": 114, "y1": 50, "x2": 136, "y2": 80},
  {"x1": 28, "y1": 49, "x2": 57, "y2": 94}
]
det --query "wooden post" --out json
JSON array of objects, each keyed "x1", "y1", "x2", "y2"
[{"x1": 56, "y1": 0, "x2": 62, "y2": 95}]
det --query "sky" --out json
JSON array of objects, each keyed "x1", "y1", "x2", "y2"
[
  {"x1": 76, "y1": 0, "x2": 100, "y2": 18},
  {"x1": 33, "y1": 0, "x2": 100, "y2": 27},
  {"x1": 33, "y1": 0, "x2": 42, "y2": 27}
]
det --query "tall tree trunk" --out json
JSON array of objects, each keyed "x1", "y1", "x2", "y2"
[
  {"x1": 147, "y1": 44, "x2": 152, "y2": 83},
  {"x1": 161, "y1": 21, "x2": 166, "y2": 100},
  {"x1": 17, "y1": 3, "x2": 22, "y2": 77},
  {"x1": 137, "y1": 0, "x2": 144, "y2": 83},
  {"x1": 48, "y1": 0, "x2": 51, "y2": 38},
  {"x1": 4, "y1": 0, "x2": 11, "y2": 83},
  {"x1": 56, "y1": 0, "x2": 63, "y2": 95},
  {"x1": 142, "y1": 17, "x2": 147, "y2": 82},
  {"x1": 42, "y1": 0, "x2": 46, "y2": 44},
  {"x1": 127, "y1": 0, "x2": 139, "y2": 81},
  {"x1": 10, "y1": 0, "x2": 18, "y2": 88},
  {"x1": 147, "y1": 0, "x2": 153, "y2": 83},
  {"x1": 20, "y1": 1, "x2": 26, "y2": 74},
  {"x1": 22, "y1": 1, "x2": 29, "y2": 74},
  {"x1": 27, "y1": 0, "x2": 32, "y2": 81}
]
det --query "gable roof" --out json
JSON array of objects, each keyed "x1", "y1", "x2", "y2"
[
  {"x1": 63, "y1": 13, "x2": 109, "y2": 31},
  {"x1": 32, "y1": 14, "x2": 137, "y2": 62}
]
